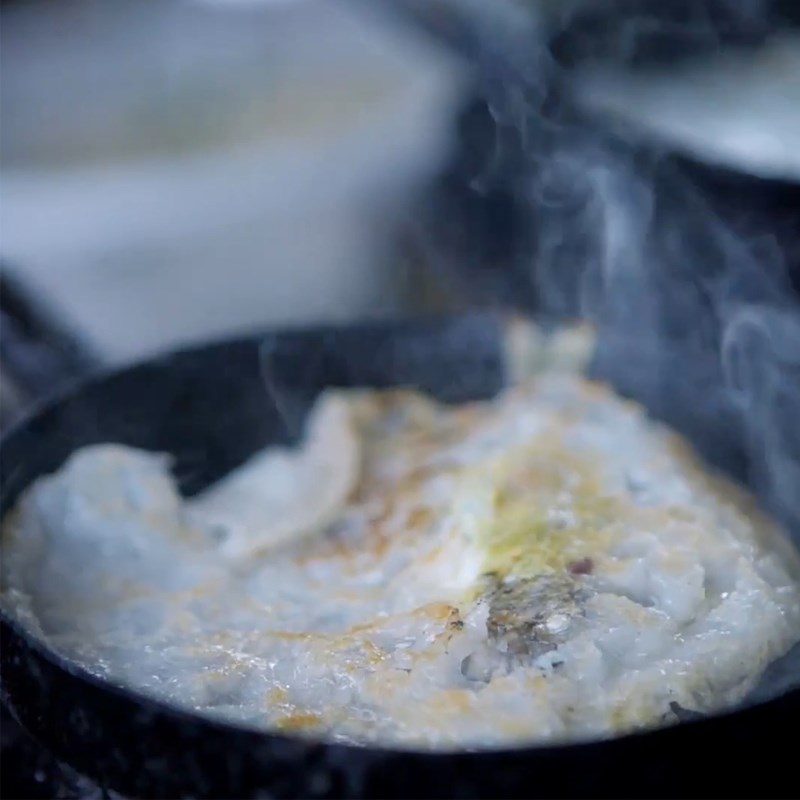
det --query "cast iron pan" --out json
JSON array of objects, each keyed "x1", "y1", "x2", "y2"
[{"x1": 1, "y1": 313, "x2": 798, "y2": 798}]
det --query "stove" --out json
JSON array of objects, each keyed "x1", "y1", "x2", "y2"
[{"x1": 0, "y1": 708, "x2": 119, "y2": 800}]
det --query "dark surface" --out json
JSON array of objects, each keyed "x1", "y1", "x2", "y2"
[
  {"x1": 1, "y1": 314, "x2": 799, "y2": 799},
  {"x1": 0, "y1": 707, "x2": 116, "y2": 800},
  {"x1": 0, "y1": 268, "x2": 100, "y2": 429}
]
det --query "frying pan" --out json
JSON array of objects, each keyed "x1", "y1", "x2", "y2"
[{"x1": 1, "y1": 311, "x2": 799, "y2": 799}]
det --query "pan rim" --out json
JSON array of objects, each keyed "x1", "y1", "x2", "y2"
[
  {"x1": 3, "y1": 606, "x2": 799, "y2": 760},
  {"x1": 1, "y1": 314, "x2": 798, "y2": 763}
]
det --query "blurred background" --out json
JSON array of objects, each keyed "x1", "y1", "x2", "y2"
[
  {"x1": 2, "y1": 1, "x2": 800, "y2": 794},
  {"x1": 1, "y1": 0, "x2": 467, "y2": 366},
  {"x1": 3, "y1": 0, "x2": 799, "y2": 366}
]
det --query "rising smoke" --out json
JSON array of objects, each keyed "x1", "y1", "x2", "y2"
[{"x1": 428, "y1": 0, "x2": 800, "y2": 533}]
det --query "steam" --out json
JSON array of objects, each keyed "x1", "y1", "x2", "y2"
[
  {"x1": 723, "y1": 307, "x2": 800, "y2": 527},
  {"x1": 441, "y1": 1, "x2": 800, "y2": 532},
  {"x1": 585, "y1": 156, "x2": 800, "y2": 530}
]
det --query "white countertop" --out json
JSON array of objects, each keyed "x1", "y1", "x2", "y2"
[{"x1": 1, "y1": 0, "x2": 467, "y2": 363}]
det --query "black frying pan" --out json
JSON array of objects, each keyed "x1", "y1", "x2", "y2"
[{"x1": 1, "y1": 313, "x2": 799, "y2": 799}]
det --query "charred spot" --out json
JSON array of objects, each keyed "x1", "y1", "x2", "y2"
[
  {"x1": 567, "y1": 557, "x2": 594, "y2": 575},
  {"x1": 486, "y1": 574, "x2": 589, "y2": 658}
]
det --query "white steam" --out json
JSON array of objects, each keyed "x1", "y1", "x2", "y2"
[{"x1": 438, "y1": 0, "x2": 800, "y2": 533}]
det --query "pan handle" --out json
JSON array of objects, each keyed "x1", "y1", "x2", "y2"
[{"x1": 0, "y1": 265, "x2": 101, "y2": 428}]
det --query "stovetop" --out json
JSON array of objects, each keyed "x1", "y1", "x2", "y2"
[{"x1": 0, "y1": 707, "x2": 121, "y2": 800}]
